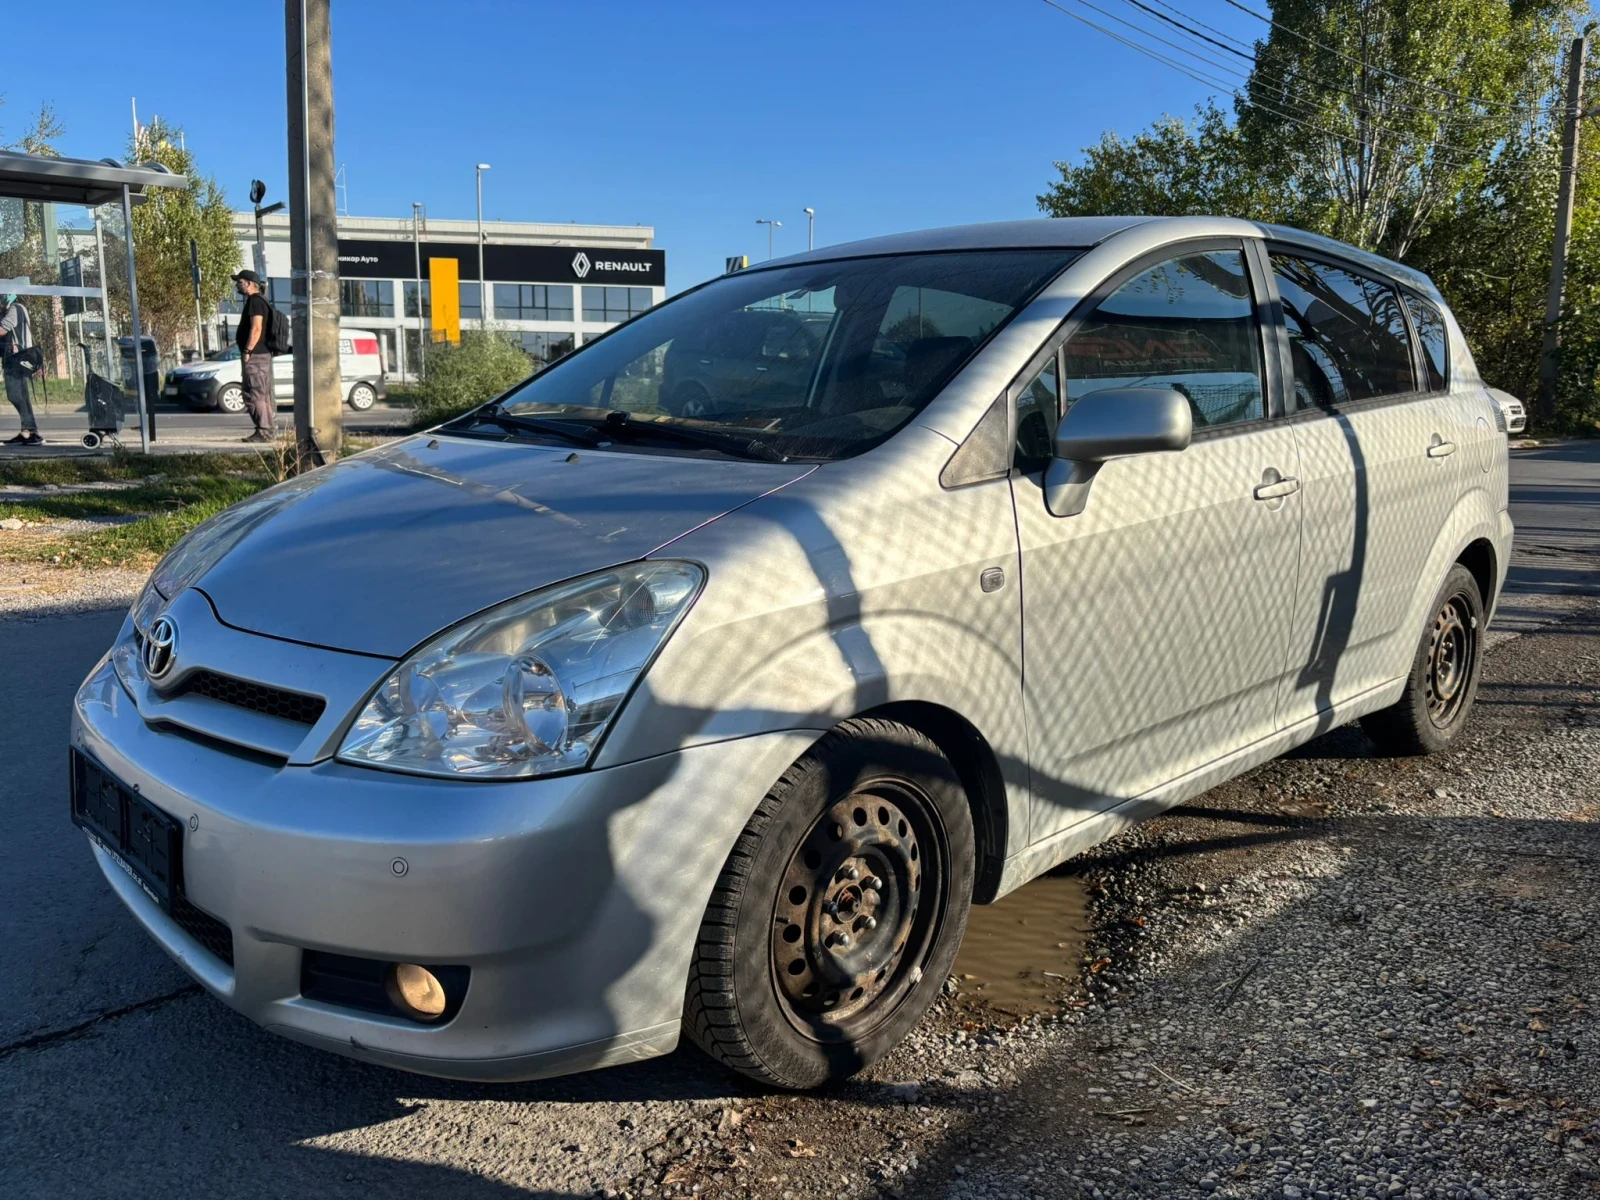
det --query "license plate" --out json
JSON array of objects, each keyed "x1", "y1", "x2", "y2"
[
  {"x1": 70, "y1": 750, "x2": 180, "y2": 911},
  {"x1": 162, "y1": 386, "x2": 178, "y2": 396}
]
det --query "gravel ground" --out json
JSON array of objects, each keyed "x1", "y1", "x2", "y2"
[
  {"x1": 623, "y1": 594, "x2": 1599, "y2": 1200},
  {"x1": 0, "y1": 559, "x2": 144, "y2": 620}
]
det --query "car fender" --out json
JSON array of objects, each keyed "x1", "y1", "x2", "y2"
[
  {"x1": 1397, "y1": 484, "x2": 1508, "y2": 664},
  {"x1": 596, "y1": 427, "x2": 1030, "y2": 856}
]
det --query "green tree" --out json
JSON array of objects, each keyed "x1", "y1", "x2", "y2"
[
  {"x1": 124, "y1": 116, "x2": 241, "y2": 352},
  {"x1": 1038, "y1": 0, "x2": 1600, "y2": 430}
]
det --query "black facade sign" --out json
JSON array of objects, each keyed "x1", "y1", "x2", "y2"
[{"x1": 336, "y1": 239, "x2": 665, "y2": 287}]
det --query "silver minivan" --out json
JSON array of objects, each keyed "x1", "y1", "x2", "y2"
[{"x1": 71, "y1": 217, "x2": 1511, "y2": 1089}]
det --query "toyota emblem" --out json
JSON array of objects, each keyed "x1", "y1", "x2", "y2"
[{"x1": 143, "y1": 616, "x2": 178, "y2": 680}]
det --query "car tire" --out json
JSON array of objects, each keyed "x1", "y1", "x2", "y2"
[
  {"x1": 1361, "y1": 563, "x2": 1484, "y2": 756},
  {"x1": 347, "y1": 382, "x2": 377, "y2": 411},
  {"x1": 216, "y1": 384, "x2": 246, "y2": 414},
  {"x1": 684, "y1": 717, "x2": 974, "y2": 1089}
]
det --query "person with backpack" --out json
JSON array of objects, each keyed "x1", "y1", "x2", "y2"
[
  {"x1": 1, "y1": 293, "x2": 42, "y2": 446},
  {"x1": 232, "y1": 269, "x2": 279, "y2": 442}
]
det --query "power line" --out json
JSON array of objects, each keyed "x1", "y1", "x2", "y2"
[
  {"x1": 1216, "y1": 0, "x2": 1556, "y2": 118},
  {"x1": 1035, "y1": 0, "x2": 1519, "y2": 176},
  {"x1": 1108, "y1": 0, "x2": 1544, "y2": 127}
]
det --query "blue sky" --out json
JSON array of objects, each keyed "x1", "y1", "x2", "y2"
[{"x1": 2, "y1": 0, "x2": 1262, "y2": 292}]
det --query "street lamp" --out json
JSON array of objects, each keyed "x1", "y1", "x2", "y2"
[
  {"x1": 475, "y1": 163, "x2": 491, "y2": 326},
  {"x1": 756, "y1": 218, "x2": 782, "y2": 261},
  {"x1": 803, "y1": 207, "x2": 815, "y2": 251}
]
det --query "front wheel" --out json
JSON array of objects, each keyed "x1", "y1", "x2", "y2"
[
  {"x1": 684, "y1": 718, "x2": 974, "y2": 1089},
  {"x1": 347, "y1": 382, "x2": 377, "y2": 411},
  {"x1": 216, "y1": 383, "x2": 246, "y2": 414},
  {"x1": 1361, "y1": 563, "x2": 1484, "y2": 756}
]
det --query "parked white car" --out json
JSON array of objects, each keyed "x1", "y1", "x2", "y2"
[
  {"x1": 75, "y1": 217, "x2": 1510, "y2": 1090},
  {"x1": 162, "y1": 327, "x2": 387, "y2": 413},
  {"x1": 1487, "y1": 387, "x2": 1527, "y2": 435}
]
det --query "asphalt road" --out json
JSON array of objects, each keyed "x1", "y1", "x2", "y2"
[{"x1": 1, "y1": 441, "x2": 1596, "y2": 1199}]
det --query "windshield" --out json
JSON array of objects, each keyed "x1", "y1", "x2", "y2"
[{"x1": 489, "y1": 249, "x2": 1078, "y2": 461}]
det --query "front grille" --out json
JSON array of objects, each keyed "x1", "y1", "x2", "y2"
[
  {"x1": 179, "y1": 670, "x2": 326, "y2": 727},
  {"x1": 171, "y1": 893, "x2": 235, "y2": 967}
]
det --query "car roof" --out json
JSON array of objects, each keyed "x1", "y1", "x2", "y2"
[{"x1": 758, "y1": 216, "x2": 1442, "y2": 304}]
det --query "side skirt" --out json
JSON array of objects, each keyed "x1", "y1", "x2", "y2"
[{"x1": 990, "y1": 676, "x2": 1406, "y2": 900}]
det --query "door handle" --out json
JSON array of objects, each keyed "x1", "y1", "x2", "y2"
[
  {"x1": 1427, "y1": 437, "x2": 1457, "y2": 458},
  {"x1": 1253, "y1": 476, "x2": 1301, "y2": 501}
]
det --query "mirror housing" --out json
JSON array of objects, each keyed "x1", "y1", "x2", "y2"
[{"x1": 1044, "y1": 387, "x2": 1193, "y2": 517}]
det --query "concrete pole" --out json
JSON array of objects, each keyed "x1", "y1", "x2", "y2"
[
  {"x1": 1538, "y1": 36, "x2": 1587, "y2": 423},
  {"x1": 286, "y1": 0, "x2": 342, "y2": 467}
]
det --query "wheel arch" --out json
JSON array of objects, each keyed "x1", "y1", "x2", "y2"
[
  {"x1": 1456, "y1": 537, "x2": 1497, "y2": 613},
  {"x1": 857, "y1": 700, "x2": 1010, "y2": 905}
]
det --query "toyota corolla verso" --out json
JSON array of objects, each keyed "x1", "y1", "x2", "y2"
[{"x1": 71, "y1": 217, "x2": 1511, "y2": 1088}]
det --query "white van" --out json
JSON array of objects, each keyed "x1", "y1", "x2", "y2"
[{"x1": 163, "y1": 327, "x2": 388, "y2": 413}]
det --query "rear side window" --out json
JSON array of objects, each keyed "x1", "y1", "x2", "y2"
[
  {"x1": 1060, "y1": 249, "x2": 1265, "y2": 429},
  {"x1": 1270, "y1": 254, "x2": 1415, "y2": 407},
  {"x1": 1404, "y1": 295, "x2": 1449, "y2": 391}
]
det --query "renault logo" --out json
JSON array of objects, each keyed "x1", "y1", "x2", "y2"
[
  {"x1": 571, "y1": 252, "x2": 591, "y2": 279},
  {"x1": 143, "y1": 616, "x2": 178, "y2": 680}
]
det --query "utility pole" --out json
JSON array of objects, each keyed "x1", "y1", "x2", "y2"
[
  {"x1": 286, "y1": 0, "x2": 342, "y2": 467},
  {"x1": 190, "y1": 237, "x2": 205, "y2": 357},
  {"x1": 1539, "y1": 36, "x2": 1588, "y2": 423}
]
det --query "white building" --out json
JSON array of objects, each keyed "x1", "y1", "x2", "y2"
[{"x1": 219, "y1": 213, "x2": 664, "y2": 382}]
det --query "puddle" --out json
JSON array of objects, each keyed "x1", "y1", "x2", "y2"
[{"x1": 951, "y1": 871, "x2": 1093, "y2": 1015}]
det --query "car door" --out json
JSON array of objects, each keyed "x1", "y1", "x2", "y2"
[
  {"x1": 1267, "y1": 251, "x2": 1467, "y2": 726},
  {"x1": 1012, "y1": 241, "x2": 1304, "y2": 844}
]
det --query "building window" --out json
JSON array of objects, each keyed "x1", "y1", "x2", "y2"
[
  {"x1": 512, "y1": 331, "x2": 576, "y2": 368},
  {"x1": 339, "y1": 279, "x2": 394, "y2": 319},
  {"x1": 492, "y1": 284, "x2": 573, "y2": 322},
  {"x1": 460, "y1": 282, "x2": 482, "y2": 322},
  {"x1": 582, "y1": 286, "x2": 653, "y2": 323},
  {"x1": 404, "y1": 281, "x2": 430, "y2": 319}
]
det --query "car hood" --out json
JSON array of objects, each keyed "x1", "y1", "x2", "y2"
[{"x1": 194, "y1": 435, "x2": 813, "y2": 657}]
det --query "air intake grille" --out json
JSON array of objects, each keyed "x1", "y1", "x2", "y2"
[
  {"x1": 171, "y1": 893, "x2": 235, "y2": 967},
  {"x1": 180, "y1": 670, "x2": 326, "y2": 727}
]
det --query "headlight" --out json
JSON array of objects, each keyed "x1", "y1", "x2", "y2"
[{"x1": 337, "y1": 561, "x2": 704, "y2": 779}]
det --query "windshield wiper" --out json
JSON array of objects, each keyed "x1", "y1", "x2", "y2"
[
  {"x1": 448, "y1": 405, "x2": 604, "y2": 448},
  {"x1": 596, "y1": 411, "x2": 791, "y2": 463}
]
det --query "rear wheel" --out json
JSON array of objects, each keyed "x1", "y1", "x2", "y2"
[
  {"x1": 347, "y1": 382, "x2": 377, "y2": 411},
  {"x1": 684, "y1": 718, "x2": 973, "y2": 1089},
  {"x1": 216, "y1": 383, "x2": 245, "y2": 414},
  {"x1": 1361, "y1": 563, "x2": 1484, "y2": 756}
]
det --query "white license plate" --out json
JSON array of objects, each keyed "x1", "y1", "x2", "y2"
[{"x1": 162, "y1": 386, "x2": 178, "y2": 396}]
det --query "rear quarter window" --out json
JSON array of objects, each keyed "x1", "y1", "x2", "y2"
[{"x1": 1404, "y1": 295, "x2": 1450, "y2": 391}]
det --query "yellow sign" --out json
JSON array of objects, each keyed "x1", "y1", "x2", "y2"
[{"x1": 428, "y1": 256, "x2": 460, "y2": 344}]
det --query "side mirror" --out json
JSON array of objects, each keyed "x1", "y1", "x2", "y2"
[{"x1": 1044, "y1": 387, "x2": 1193, "y2": 517}]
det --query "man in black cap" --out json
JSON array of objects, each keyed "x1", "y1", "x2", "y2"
[{"x1": 232, "y1": 270, "x2": 275, "y2": 442}]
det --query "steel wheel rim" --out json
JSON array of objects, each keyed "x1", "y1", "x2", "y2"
[
  {"x1": 770, "y1": 779, "x2": 946, "y2": 1043},
  {"x1": 1425, "y1": 591, "x2": 1475, "y2": 727}
]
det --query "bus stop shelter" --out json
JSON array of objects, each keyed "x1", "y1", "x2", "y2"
[{"x1": 0, "y1": 150, "x2": 188, "y2": 452}]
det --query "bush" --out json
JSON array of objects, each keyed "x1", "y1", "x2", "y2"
[{"x1": 405, "y1": 330, "x2": 533, "y2": 429}]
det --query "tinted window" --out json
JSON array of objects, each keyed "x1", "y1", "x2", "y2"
[
  {"x1": 1062, "y1": 249, "x2": 1264, "y2": 428},
  {"x1": 496, "y1": 250, "x2": 1077, "y2": 461},
  {"x1": 1271, "y1": 254, "x2": 1415, "y2": 407},
  {"x1": 1405, "y1": 294, "x2": 1449, "y2": 391}
]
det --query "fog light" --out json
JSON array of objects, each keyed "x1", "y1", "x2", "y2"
[{"x1": 386, "y1": 962, "x2": 447, "y2": 1021}]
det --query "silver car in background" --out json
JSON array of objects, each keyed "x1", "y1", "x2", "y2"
[{"x1": 71, "y1": 217, "x2": 1511, "y2": 1089}]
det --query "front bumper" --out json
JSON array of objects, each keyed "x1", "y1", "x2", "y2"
[
  {"x1": 163, "y1": 374, "x2": 221, "y2": 408},
  {"x1": 72, "y1": 640, "x2": 818, "y2": 1081}
]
